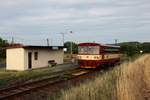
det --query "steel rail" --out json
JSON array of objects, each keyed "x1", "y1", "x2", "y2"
[{"x1": 0, "y1": 68, "x2": 91, "y2": 100}]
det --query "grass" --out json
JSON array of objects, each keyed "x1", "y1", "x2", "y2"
[
  {"x1": 0, "y1": 63, "x2": 75, "y2": 88},
  {"x1": 0, "y1": 54, "x2": 76, "y2": 88},
  {"x1": 0, "y1": 68, "x2": 53, "y2": 88},
  {"x1": 117, "y1": 54, "x2": 150, "y2": 100},
  {"x1": 1, "y1": 54, "x2": 149, "y2": 100},
  {"x1": 55, "y1": 54, "x2": 150, "y2": 100},
  {"x1": 0, "y1": 58, "x2": 5, "y2": 63}
]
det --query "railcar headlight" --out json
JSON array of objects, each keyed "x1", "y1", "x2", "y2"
[
  {"x1": 94, "y1": 56, "x2": 98, "y2": 59},
  {"x1": 94, "y1": 56, "x2": 100, "y2": 60}
]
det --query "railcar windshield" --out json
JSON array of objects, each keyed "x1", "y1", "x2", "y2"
[{"x1": 78, "y1": 46, "x2": 99, "y2": 54}]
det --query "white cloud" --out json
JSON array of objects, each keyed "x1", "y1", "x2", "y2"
[{"x1": 0, "y1": 0, "x2": 150, "y2": 45}]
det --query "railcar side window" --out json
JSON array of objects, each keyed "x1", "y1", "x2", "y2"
[{"x1": 103, "y1": 48, "x2": 120, "y2": 53}]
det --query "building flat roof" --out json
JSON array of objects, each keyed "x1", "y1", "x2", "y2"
[
  {"x1": 24, "y1": 46, "x2": 64, "y2": 49},
  {"x1": 7, "y1": 44, "x2": 63, "y2": 50}
]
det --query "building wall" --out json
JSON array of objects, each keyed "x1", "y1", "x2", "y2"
[
  {"x1": 24, "y1": 49, "x2": 64, "y2": 70},
  {"x1": 6, "y1": 48, "x2": 25, "y2": 71},
  {"x1": 7, "y1": 48, "x2": 64, "y2": 71}
]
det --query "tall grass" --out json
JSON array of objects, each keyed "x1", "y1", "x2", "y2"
[
  {"x1": 117, "y1": 54, "x2": 150, "y2": 100},
  {"x1": 56, "y1": 54, "x2": 150, "y2": 100}
]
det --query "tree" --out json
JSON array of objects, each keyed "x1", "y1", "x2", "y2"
[
  {"x1": 0, "y1": 37, "x2": 8, "y2": 60},
  {"x1": 141, "y1": 42, "x2": 150, "y2": 53},
  {"x1": 118, "y1": 41, "x2": 150, "y2": 57},
  {"x1": 118, "y1": 42, "x2": 139, "y2": 57},
  {"x1": 64, "y1": 41, "x2": 78, "y2": 54}
]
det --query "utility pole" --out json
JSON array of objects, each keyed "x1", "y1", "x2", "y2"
[
  {"x1": 70, "y1": 41, "x2": 73, "y2": 55},
  {"x1": 115, "y1": 39, "x2": 118, "y2": 45},
  {"x1": 46, "y1": 38, "x2": 50, "y2": 46},
  {"x1": 59, "y1": 31, "x2": 73, "y2": 55},
  {"x1": 49, "y1": 33, "x2": 52, "y2": 46},
  {"x1": 60, "y1": 32, "x2": 65, "y2": 46},
  {"x1": 70, "y1": 31, "x2": 73, "y2": 55},
  {"x1": 11, "y1": 37, "x2": 14, "y2": 44},
  {"x1": 11, "y1": 32, "x2": 14, "y2": 45}
]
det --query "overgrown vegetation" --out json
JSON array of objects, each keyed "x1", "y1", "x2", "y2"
[
  {"x1": 55, "y1": 54, "x2": 150, "y2": 100},
  {"x1": 0, "y1": 68, "x2": 54, "y2": 88},
  {"x1": 64, "y1": 41, "x2": 78, "y2": 54},
  {"x1": 118, "y1": 42, "x2": 150, "y2": 57},
  {"x1": 0, "y1": 37, "x2": 8, "y2": 62},
  {"x1": 0, "y1": 64, "x2": 75, "y2": 88}
]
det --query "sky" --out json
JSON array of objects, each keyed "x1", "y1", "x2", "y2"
[{"x1": 0, "y1": 0, "x2": 150, "y2": 46}]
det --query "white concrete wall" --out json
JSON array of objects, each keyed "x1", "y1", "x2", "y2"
[
  {"x1": 6, "y1": 48, "x2": 25, "y2": 71},
  {"x1": 7, "y1": 48, "x2": 64, "y2": 71},
  {"x1": 24, "y1": 49, "x2": 64, "y2": 70}
]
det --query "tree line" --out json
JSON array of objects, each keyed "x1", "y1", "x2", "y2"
[
  {"x1": 0, "y1": 37, "x2": 150, "y2": 60},
  {"x1": 64, "y1": 41, "x2": 150, "y2": 57},
  {"x1": 118, "y1": 42, "x2": 150, "y2": 57},
  {"x1": 0, "y1": 37, "x2": 8, "y2": 60}
]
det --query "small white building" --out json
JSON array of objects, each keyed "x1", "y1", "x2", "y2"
[{"x1": 6, "y1": 45, "x2": 64, "y2": 71}]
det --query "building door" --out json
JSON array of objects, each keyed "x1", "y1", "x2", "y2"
[{"x1": 28, "y1": 52, "x2": 32, "y2": 69}]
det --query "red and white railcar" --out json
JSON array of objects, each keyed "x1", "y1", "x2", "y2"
[{"x1": 77, "y1": 43, "x2": 121, "y2": 68}]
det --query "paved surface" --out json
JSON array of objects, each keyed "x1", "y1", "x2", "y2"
[{"x1": 43, "y1": 63, "x2": 79, "y2": 73}]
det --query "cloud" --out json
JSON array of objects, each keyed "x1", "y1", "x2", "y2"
[{"x1": 0, "y1": 0, "x2": 150, "y2": 45}]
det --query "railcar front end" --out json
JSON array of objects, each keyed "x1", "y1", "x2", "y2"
[
  {"x1": 77, "y1": 43, "x2": 101, "y2": 68},
  {"x1": 77, "y1": 55, "x2": 102, "y2": 68},
  {"x1": 77, "y1": 43, "x2": 121, "y2": 69}
]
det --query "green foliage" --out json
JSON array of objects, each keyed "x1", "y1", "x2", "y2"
[
  {"x1": 64, "y1": 41, "x2": 78, "y2": 54},
  {"x1": 141, "y1": 42, "x2": 150, "y2": 53},
  {"x1": 64, "y1": 41, "x2": 150, "y2": 57},
  {"x1": 118, "y1": 42, "x2": 150, "y2": 57},
  {"x1": 0, "y1": 37, "x2": 8, "y2": 60}
]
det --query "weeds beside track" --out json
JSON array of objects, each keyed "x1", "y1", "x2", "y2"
[
  {"x1": 0, "y1": 68, "x2": 93, "y2": 100},
  {"x1": 57, "y1": 54, "x2": 150, "y2": 100}
]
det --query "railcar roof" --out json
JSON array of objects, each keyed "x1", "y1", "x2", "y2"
[
  {"x1": 101, "y1": 44, "x2": 120, "y2": 48},
  {"x1": 78, "y1": 43, "x2": 100, "y2": 46},
  {"x1": 78, "y1": 42, "x2": 120, "y2": 48}
]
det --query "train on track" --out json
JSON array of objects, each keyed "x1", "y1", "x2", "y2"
[{"x1": 77, "y1": 43, "x2": 121, "y2": 68}]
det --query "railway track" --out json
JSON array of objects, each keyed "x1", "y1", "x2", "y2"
[{"x1": 0, "y1": 68, "x2": 92, "y2": 100}]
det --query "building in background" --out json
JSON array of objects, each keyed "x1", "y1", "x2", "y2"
[{"x1": 6, "y1": 44, "x2": 64, "y2": 71}]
